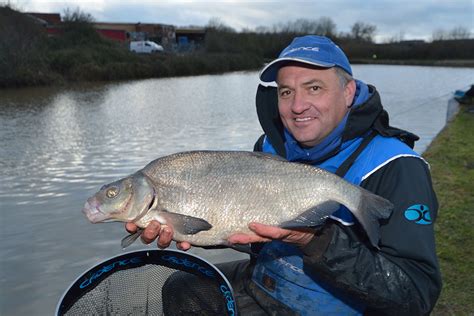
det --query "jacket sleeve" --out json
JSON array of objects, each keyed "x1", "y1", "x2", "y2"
[{"x1": 300, "y1": 157, "x2": 442, "y2": 315}]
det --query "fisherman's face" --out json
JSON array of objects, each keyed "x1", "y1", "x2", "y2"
[{"x1": 276, "y1": 65, "x2": 356, "y2": 148}]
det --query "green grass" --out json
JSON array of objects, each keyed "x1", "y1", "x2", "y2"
[{"x1": 423, "y1": 104, "x2": 474, "y2": 315}]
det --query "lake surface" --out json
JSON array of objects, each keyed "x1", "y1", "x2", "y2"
[{"x1": 0, "y1": 65, "x2": 472, "y2": 315}]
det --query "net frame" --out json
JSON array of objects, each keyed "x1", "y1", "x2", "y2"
[{"x1": 56, "y1": 249, "x2": 237, "y2": 316}]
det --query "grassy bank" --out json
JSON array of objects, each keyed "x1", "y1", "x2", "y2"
[{"x1": 423, "y1": 103, "x2": 474, "y2": 315}]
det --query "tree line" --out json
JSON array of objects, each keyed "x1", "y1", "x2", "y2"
[
  {"x1": 204, "y1": 19, "x2": 474, "y2": 63},
  {"x1": 209, "y1": 16, "x2": 471, "y2": 43},
  {"x1": 0, "y1": 5, "x2": 472, "y2": 88}
]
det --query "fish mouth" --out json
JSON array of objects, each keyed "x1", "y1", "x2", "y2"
[{"x1": 82, "y1": 198, "x2": 109, "y2": 223}]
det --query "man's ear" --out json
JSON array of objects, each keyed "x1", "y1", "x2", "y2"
[{"x1": 344, "y1": 80, "x2": 357, "y2": 107}]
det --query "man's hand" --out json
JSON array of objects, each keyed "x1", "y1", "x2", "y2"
[
  {"x1": 228, "y1": 222, "x2": 315, "y2": 247},
  {"x1": 125, "y1": 221, "x2": 192, "y2": 251}
]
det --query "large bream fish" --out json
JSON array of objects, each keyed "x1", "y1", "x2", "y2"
[{"x1": 83, "y1": 151, "x2": 393, "y2": 248}]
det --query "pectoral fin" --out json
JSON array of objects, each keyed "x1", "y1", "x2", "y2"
[
  {"x1": 159, "y1": 211, "x2": 213, "y2": 235},
  {"x1": 121, "y1": 228, "x2": 144, "y2": 249},
  {"x1": 279, "y1": 201, "x2": 340, "y2": 228}
]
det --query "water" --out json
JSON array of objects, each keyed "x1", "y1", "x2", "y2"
[{"x1": 0, "y1": 66, "x2": 472, "y2": 315}]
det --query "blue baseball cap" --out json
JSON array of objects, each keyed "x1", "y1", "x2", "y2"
[{"x1": 259, "y1": 35, "x2": 352, "y2": 82}]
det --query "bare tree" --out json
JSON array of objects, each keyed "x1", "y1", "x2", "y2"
[
  {"x1": 255, "y1": 25, "x2": 270, "y2": 34},
  {"x1": 206, "y1": 17, "x2": 236, "y2": 33},
  {"x1": 62, "y1": 7, "x2": 94, "y2": 23},
  {"x1": 350, "y1": 21, "x2": 377, "y2": 42},
  {"x1": 433, "y1": 26, "x2": 471, "y2": 41},
  {"x1": 271, "y1": 17, "x2": 337, "y2": 36},
  {"x1": 388, "y1": 30, "x2": 406, "y2": 43},
  {"x1": 317, "y1": 17, "x2": 337, "y2": 37},
  {"x1": 58, "y1": 7, "x2": 102, "y2": 46},
  {"x1": 432, "y1": 29, "x2": 447, "y2": 41},
  {"x1": 449, "y1": 26, "x2": 471, "y2": 39}
]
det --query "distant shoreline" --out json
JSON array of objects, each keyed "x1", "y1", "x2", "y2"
[
  {"x1": 351, "y1": 59, "x2": 474, "y2": 68},
  {"x1": 2, "y1": 58, "x2": 473, "y2": 90}
]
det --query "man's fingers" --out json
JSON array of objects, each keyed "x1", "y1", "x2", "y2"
[
  {"x1": 141, "y1": 220, "x2": 161, "y2": 244},
  {"x1": 125, "y1": 220, "x2": 184, "y2": 249},
  {"x1": 249, "y1": 222, "x2": 315, "y2": 246},
  {"x1": 228, "y1": 233, "x2": 271, "y2": 244},
  {"x1": 227, "y1": 222, "x2": 283, "y2": 244},
  {"x1": 248, "y1": 222, "x2": 289, "y2": 239},
  {"x1": 125, "y1": 222, "x2": 138, "y2": 234},
  {"x1": 157, "y1": 226, "x2": 173, "y2": 248},
  {"x1": 176, "y1": 241, "x2": 192, "y2": 251}
]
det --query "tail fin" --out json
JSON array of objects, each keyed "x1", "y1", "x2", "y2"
[{"x1": 353, "y1": 190, "x2": 393, "y2": 249}]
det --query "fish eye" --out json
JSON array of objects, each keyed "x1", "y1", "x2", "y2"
[{"x1": 106, "y1": 187, "x2": 119, "y2": 198}]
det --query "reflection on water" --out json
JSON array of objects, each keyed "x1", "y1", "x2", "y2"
[{"x1": 0, "y1": 66, "x2": 472, "y2": 315}]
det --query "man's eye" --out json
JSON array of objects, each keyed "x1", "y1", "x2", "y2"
[
  {"x1": 310, "y1": 86, "x2": 321, "y2": 92},
  {"x1": 279, "y1": 89, "x2": 291, "y2": 97}
]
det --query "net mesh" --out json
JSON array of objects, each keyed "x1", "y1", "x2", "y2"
[
  {"x1": 64, "y1": 264, "x2": 175, "y2": 315},
  {"x1": 58, "y1": 250, "x2": 236, "y2": 316},
  {"x1": 161, "y1": 270, "x2": 229, "y2": 315},
  {"x1": 63, "y1": 264, "x2": 228, "y2": 316}
]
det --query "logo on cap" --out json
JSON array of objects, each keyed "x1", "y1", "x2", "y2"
[{"x1": 284, "y1": 46, "x2": 320, "y2": 55}]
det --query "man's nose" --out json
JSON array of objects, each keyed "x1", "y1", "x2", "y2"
[{"x1": 291, "y1": 90, "x2": 310, "y2": 113}]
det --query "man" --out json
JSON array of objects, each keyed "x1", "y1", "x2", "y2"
[{"x1": 126, "y1": 35, "x2": 441, "y2": 315}]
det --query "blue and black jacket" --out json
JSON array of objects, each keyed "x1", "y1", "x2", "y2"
[{"x1": 251, "y1": 83, "x2": 442, "y2": 315}]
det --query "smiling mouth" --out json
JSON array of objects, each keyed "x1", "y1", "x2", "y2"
[{"x1": 295, "y1": 117, "x2": 315, "y2": 122}]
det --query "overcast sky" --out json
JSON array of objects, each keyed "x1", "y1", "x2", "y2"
[{"x1": 8, "y1": 0, "x2": 474, "y2": 42}]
